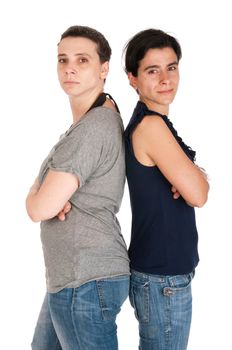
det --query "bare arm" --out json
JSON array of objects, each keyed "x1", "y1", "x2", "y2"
[
  {"x1": 132, "y1": 116, "x2": 209, "y2": 207},
  {"x1": 26, "y1": 170, "x2": 79, "y2": 222}
]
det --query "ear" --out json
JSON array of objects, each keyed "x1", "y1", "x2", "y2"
[
  {"x1": 100, "y1": 61, "x2": 109, "y2": 80},
  {"x1": 128, "y1": 72, "x2": 137, "y2": 90}
]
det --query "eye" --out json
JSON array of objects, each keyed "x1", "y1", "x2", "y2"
[
  {"x1": 79, "y1": 57, "x2": 88, "y2": 63},
  {"x1": 168, "y1": 65, "x2": 177, "y2": 71},
  {"x1": 148, "y1": 69, "x2": 158, "y2": 75},
  {"x1": 58, "y1": 58, "x2": 66, "y2": 63}
]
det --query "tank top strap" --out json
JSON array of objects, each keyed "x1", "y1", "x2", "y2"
[
  {"x1": 105, "y1": 93, "x2": 120, "y2": 113},
  {"x1": 87, "y1": 92, "x2": 120, "y2": 114},
  {"x1": 125, "y1": 101, "x2": 162, "y2": 138}
]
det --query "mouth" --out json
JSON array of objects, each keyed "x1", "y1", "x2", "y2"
[
  {"x1": 64, "y1": 81, "x2": 80, "y2": 84},
  {"x1": 157, "y1": 89, "x2": 173, "y2": 94}
]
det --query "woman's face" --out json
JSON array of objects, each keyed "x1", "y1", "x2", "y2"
[
  {"x1": 57, "y1": 36, "x2": 108, "y2": 99},
  {"x1": 128, "y1": 47, "x2": 179, "y2": 115}
]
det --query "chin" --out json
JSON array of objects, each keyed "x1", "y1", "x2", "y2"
[{"x1": 160, "y1": 97, "x2": 175, "y2": 105}]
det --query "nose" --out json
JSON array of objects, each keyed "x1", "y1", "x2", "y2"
[
  {"x1": 159, "y1": 70, "x2": 169, "y2": 84},
  {"x1": 65, "y1": 67, "x2": 76, "y2": 75}
]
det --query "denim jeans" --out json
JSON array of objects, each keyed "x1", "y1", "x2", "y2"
[
  {"x1": 31, "y1": 275, "x2": 129, "y2": 350},
  {"x1": 129, "y1": 270, "x2": 194, "y2": 350}
]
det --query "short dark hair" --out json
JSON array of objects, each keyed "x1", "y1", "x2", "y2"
[
  {"x1": 124, "y1": 29, "x2": 182, "y2": 76},
  {"x1": 59, "y1": 25, "x2": 111, "y2": 63}
]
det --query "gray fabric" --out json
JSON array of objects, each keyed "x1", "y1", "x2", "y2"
[{"x1": 38, "y1": 107, "x2": 130, "y2": 293}]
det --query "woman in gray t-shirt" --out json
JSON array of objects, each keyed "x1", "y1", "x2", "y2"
[{"x1": 26, "y1": 26, "x2": 129, "y2": 350}]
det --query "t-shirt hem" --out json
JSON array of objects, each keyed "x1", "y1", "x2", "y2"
[{"x1": 47, "y1": 272, "x2": 131, "y2": 294}]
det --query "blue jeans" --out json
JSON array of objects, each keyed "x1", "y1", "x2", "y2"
[
  {"x1": 129, "y1": 270, "x2": 194, "y2": 350},
  {"x1": 31, "y1": 275, "x2": 129, "y2": 350}
]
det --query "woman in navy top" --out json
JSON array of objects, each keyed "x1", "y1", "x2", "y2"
[{"x1": 124, "y1": 29, "x2": 209, "y2": 350}]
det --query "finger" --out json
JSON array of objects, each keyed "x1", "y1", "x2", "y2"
[
  {"x1": 58, "y1": 211, "x2": 65, "y2": 221},
  {"x1": 173, "y1": 192, "x2": 180, "y2": 199},
  {"x1": 63, "y1": 202, "x2": 71, "y2": 214},
  {"x1": 171, "y1": 186, "x2": 177, "y2": 193}
]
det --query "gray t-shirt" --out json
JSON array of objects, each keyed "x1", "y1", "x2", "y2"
[{"x1": 38, "y1": 106, "x2": 130, "y2": 293}]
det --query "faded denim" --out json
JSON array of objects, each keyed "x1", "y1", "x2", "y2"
[
  {"x1": 32, "y1": 275, "x2": 129, "y2": 350},
  {"x1": 130, "y1": 270, "x2": 194, "y2": 350}
]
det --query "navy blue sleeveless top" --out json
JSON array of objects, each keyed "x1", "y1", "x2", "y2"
[{"x1": 125, "y1": 101, "x2": 199, "y2": 275}]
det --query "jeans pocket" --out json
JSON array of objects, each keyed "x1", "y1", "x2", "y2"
[
  {"x1": 129, "y1": 277, "x2": 149, "y2": 324},
  {"x1": 168, "y1": 272, "x2": 194, "y2": 290},
  {"x1": 96, "y1": 276, "x2": 129, "y2": 321},
  {"x1": 163, "y1": 272, "x2": 194, "y2": 298}
]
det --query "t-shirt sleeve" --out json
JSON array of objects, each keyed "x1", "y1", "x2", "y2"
[{"x1": 47, "y1": 123, "x2": 103, "y2": 187}]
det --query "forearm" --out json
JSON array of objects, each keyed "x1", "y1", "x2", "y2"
[
  {"x1": 143, "y1": 118, "x2": 209, "y2": 208},
  {"x1": 26, "y1": 178, "x2": 51, "y2": 222},
  {"x1": 182, "y1": 165, "x2": 209, "y2": 207},
  {"x1": 26, "y1": 170, "x2": 79, "y2": 222},
  {"x1": 171, "y1": 165, "x2": 209, "y2": 208},
  {"x1": 192, "y1": 164, "x2": 209, "y2": 206}
]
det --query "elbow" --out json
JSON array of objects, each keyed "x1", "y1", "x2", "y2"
[
  {"x1": 196, "y1": 182, "x2": 210, "y2": 208},
  {"x1": 25, "y1": 197, "x2": 40, "y2": 222},
  {"x1": 26, "y1": 195, "x2": 55, "y2": 222},
  {"x1": 194, "y1": 194, "x2": 208, "y2": 208},
  {"x1": 26, "y1": 199, "x2": 43, "y2": 222},
  {"x1": 190, "y1": 186, "x2": 209, "y2": 208},
  {"x1": 26, "y1": 201, "x2": 58, "y2": 222},
  {"x1": 186, "y1": 195, "x2": 208, "y2": 208},
  {"x1": 29, "y1": 215, "x2": 41, "y2": 223},
  {"x1": 26, "y1": 207, "x2": 41, "y2": 222}
]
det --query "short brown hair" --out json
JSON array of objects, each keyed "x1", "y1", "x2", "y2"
[{"x1": 59, "y1": 25, "x2": 111, "y2": 63}]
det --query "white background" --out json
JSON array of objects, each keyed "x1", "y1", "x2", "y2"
[{"x1": 0, "y1": 0, "x2": 231, "y2": 349}]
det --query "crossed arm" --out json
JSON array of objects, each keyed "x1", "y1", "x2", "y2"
[
  {"x1": 26, "y1": 170, "x2": 79, "y2": 222},
  {"x1": 132, "y1": 115, "x2": 209, "y2": 208},
  {"x1": 54, "y1": 185, "x2": 186, "y2": 222},
  {"x1": 27, "y1": 117, "x2": 209, "y2": 223}
]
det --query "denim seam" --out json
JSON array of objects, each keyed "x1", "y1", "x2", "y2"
[
  {"x1": 144, "y1": 282, "x2": 149, "y2": 323},
  {"x1": 54, "y1": 338, "x2": 62, "y2": 350},
  {"x1": 71, "y1": 288, "x2": 83, "y2": 350},
  {"x1": 131, "y1": 281, "x2": 150, "y2": 324},
  {"x1": 164, "y1": 295, "x2": 171, "y2": 350},
  {"x1": 96, "y1": 281, "x2": 106, "y2": 321}
]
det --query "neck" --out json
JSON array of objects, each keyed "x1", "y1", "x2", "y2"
[
  {"x1": 69, "y1": 88, "x2": 104, "y2": 124},
  {"x1": 140, "y1": 98, "x2": 169, "y2": 116}
]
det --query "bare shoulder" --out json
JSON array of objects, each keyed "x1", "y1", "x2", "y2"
[
  {"x1": 132, "y1": 114, "x2": 174, "y2": 166},
  {"x1": 135, "y1": 114, "x2": 171, "y2": 139}
]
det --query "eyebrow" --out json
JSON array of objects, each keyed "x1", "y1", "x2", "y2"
[
  {"x1": 144, "y1": 61, "x2": 178, "y2": 71},
  {"x1": 57, "y1": 53, "x2": 92, "y2": 58}
]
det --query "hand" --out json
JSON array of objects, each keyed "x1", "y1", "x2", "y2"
[
  {"x1": 57, "y1": 201, "x2": 72, "y2": 221},
  {"x1": 171, "y1": 186, "x2": 180, "y2": 199}
]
